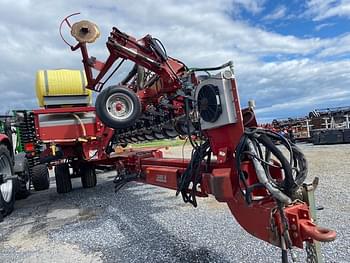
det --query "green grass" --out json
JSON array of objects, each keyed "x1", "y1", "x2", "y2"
[{"x1": 131, "y1": 138, "x2": 189, "y2": 148}]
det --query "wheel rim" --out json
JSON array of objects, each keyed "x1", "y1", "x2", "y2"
[
  {"x1": 0, "y1": 154, "x2": 13, "y2": 203},
  {"x1": 106, "y1": 93, "x2": 134, "y2": 121},
  {"x1": 26, "y1": 179, "x2": 30, "y2": 190}
]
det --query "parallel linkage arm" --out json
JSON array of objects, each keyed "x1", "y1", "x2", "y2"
[{"x1": 72, "y1": 28, "x2": 186, "y2": 93}]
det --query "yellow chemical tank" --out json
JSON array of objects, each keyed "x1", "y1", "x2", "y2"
[{"x1": 35, "y1": 69, "x2": 92, "y2": 107}]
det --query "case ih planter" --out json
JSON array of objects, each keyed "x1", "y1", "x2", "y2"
[{"x1": 18, "y1": 13, "x2": 337, "y2": 262}]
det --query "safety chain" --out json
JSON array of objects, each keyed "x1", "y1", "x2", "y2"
[
  {"x1": 306, "y1": 242, "x2": 318, "y2": 263},
  {"x1": 270, "y1": 200, "x2": 320, "y2": 263},
  {"x1": 278, "y1": 202, "x2": 298, "y2": 263}
]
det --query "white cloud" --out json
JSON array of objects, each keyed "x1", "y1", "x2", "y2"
[
  {"x1": 256, "y1": 89, "x2": 350, "y2": 116},
  {"x1": 252, "y1": 58, "x2": 350, "y2": 120},
  {"x1": 317, "y1": 33, "x2": 350, "y2": 57},
  {"x1": 315, "y1": 23, "x2": 335, "y2": 31},
  {"x1": 306, "y1": 0, "x2": 350, "y2": 21},
  {"x1": 0, "y1": 0, "x2": 349, "y2": 121},
  {"x1": 233, "y1": 0, "x2": 266, "y2": 14},
  {"x1": 263, "y1": 5, "x2": 287, "y2": 20}
]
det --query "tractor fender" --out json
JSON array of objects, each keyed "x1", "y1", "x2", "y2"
[
  {"x1": 0, "y1": 134, "x2": 14, "y2": 164},
  {"x1": 0, "y1": 134, "x2": 10, "y2": 144},
  {"x1": 13, "y1": 152, "x2": 27, "y2": 174}
]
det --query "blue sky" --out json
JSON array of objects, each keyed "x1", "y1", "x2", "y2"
[
  {"x1": 0, "y1": 0, "x2": 349, "y2": 122},
  {"x1": 241, "y1": 0, "x2": 349, "y2": 39}
]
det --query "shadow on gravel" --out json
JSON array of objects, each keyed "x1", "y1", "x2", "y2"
[
  {"x1": 48, "y1": 178, "x2": 232, "y2": 263},
  {"x1": 108, "y1": 186, "x2": 230, "y2": 263}
]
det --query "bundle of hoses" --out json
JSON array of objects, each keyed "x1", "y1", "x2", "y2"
[
  {"x1": 176, "y1": 140, "x2": 211, "y2": 207},
  {"x1": 235, "y1": 128, "x2": 308, "y2": 205}
]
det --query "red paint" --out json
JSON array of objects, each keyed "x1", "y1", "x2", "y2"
[
  {"x1": 284, "y1": 203, "x2": 336, "y2": 248},
  {"x1": 115, "y1": 103, "x2": 123, "y2": 111},
  {"x1": 24, "y1": 142, "x2": 35, "y2": 152},
  {"x1": 0, "y1": 134, "x2": 10, "y2": 144},
  {"x1": 202, "y1": 168, "x2": 234, "y2": 202},
  {"x1": 143, "y1": 166, "x2": 181, "y2": 190}
]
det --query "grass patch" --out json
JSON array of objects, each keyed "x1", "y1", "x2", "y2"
[{"x1": 131, "y1": 138, "x2": 189, "y2": 148}]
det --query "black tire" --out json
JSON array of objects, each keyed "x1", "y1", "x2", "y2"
[
  {"x1": 95, "y1": 85, "x2": 141, "y2": 129},
  {"x1": 15, "y1": 159, "x2": 30, "y2": 200},
  {"x1": 32, "y1": 164, "x2": 50, "y2": 191},
  {"x1": 0, "y1": 144, "x2": 15, "y2": 217},
  {"x1": 81, "y1": 165, "x2": 97, "y2": 188},
  {"x1": 54, "y1": 163, "x2": 72, "y2": 194}
]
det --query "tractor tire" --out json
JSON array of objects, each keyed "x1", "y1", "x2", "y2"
[
  {"x1": 15, "y1": 159, "x2": 31, "y2": 200},
  {"x1": 95, "y1": 85, "x2": 141, "y2": 129},
  {"x1": 54, "y1": 163, "x2": 72, "y2": 194},
  {"x1": 0, "y1": 145, "x2": 15, "y2": 217},
  {"x1": 81, "y1": 165, "x2": 97, "y2": 188},
  {"x1": 32, "y1": 164, "x2": 50, "y2": 191}
]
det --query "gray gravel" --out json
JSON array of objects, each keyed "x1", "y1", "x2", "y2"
[{"x1": 0, "y1": 143, "x2": 349, "y2": 262}]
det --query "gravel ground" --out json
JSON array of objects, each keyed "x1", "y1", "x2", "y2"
[{"x1": 0, "y1": 143, "x2": 349, "y2": 262}]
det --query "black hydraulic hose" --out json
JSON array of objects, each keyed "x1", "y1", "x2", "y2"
[
  {"x1": 184, "y1": 97, "x2": 197, "y2": 149},
  {"x1": 292, "y1": 145, "x2": 308, "y2": 187},
  {"x1": 188, "y1": 61, "x2": 233, "y2": 73},
  {"x1": 263, "y1": 130, "x2": 293, "y2": 166},
  {"x1": 236, "y1": 128, "x2": 308, "y2": 204},
  {"x1": 120, "y1": 64, "x2": 138, "y2": 85},
  {"x1": 281, "y1": 250, "x2": 289, "y2": 263},
  {"x1": 235, "y1": 135, "x2": 253, "y2": 203},
  {"x1": 177, "y1": 140, "x2": 210, "y2": 207},
  {"x1": 143, "y1": 74, "x2": 159, "y2": 88},
  {"x1": 102, "y1": 59, "x2": 125, "y2": 87},
  {"x1": 257, "y1": 134, "x2": 294, "y2": 196},
  {"x1": 150, "y1": 38, "x2": 168, "y2": 62}
]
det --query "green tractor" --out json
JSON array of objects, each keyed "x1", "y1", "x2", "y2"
[{"x1": 0, "y1": 113, "x2": 47, "y2": 221}]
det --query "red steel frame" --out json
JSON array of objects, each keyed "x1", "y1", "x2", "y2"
[
  {"x1": 36, "y1": 15, "x2": 337, "y2": 257},
  {"x1": 32, "y1": 106, "x2": 162, "y2": 168},
  {"x1": 33, "y1": 106, "x2": 114, "y2": 162},
  {"x1": 32, "y1": 79, "x2": 335, "y2": 251}
]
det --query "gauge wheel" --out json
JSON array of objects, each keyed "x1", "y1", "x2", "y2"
[
  {"x1": 80, "y1": 164, "x2": 97, "y2": 188},
  {"x1": 54, "y1": 163, "x2": 72, "y2": 194},
  {"x1": 32, "y1": 164, "x2": 50, "y2": 191},
  {"x1": 96, "y1": 85, "x2": 141, "y2": 129}
]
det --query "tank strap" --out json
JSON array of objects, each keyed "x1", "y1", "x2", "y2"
[{"x1": 44, "y1": 70, "x2": 49, "y2": 95}]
